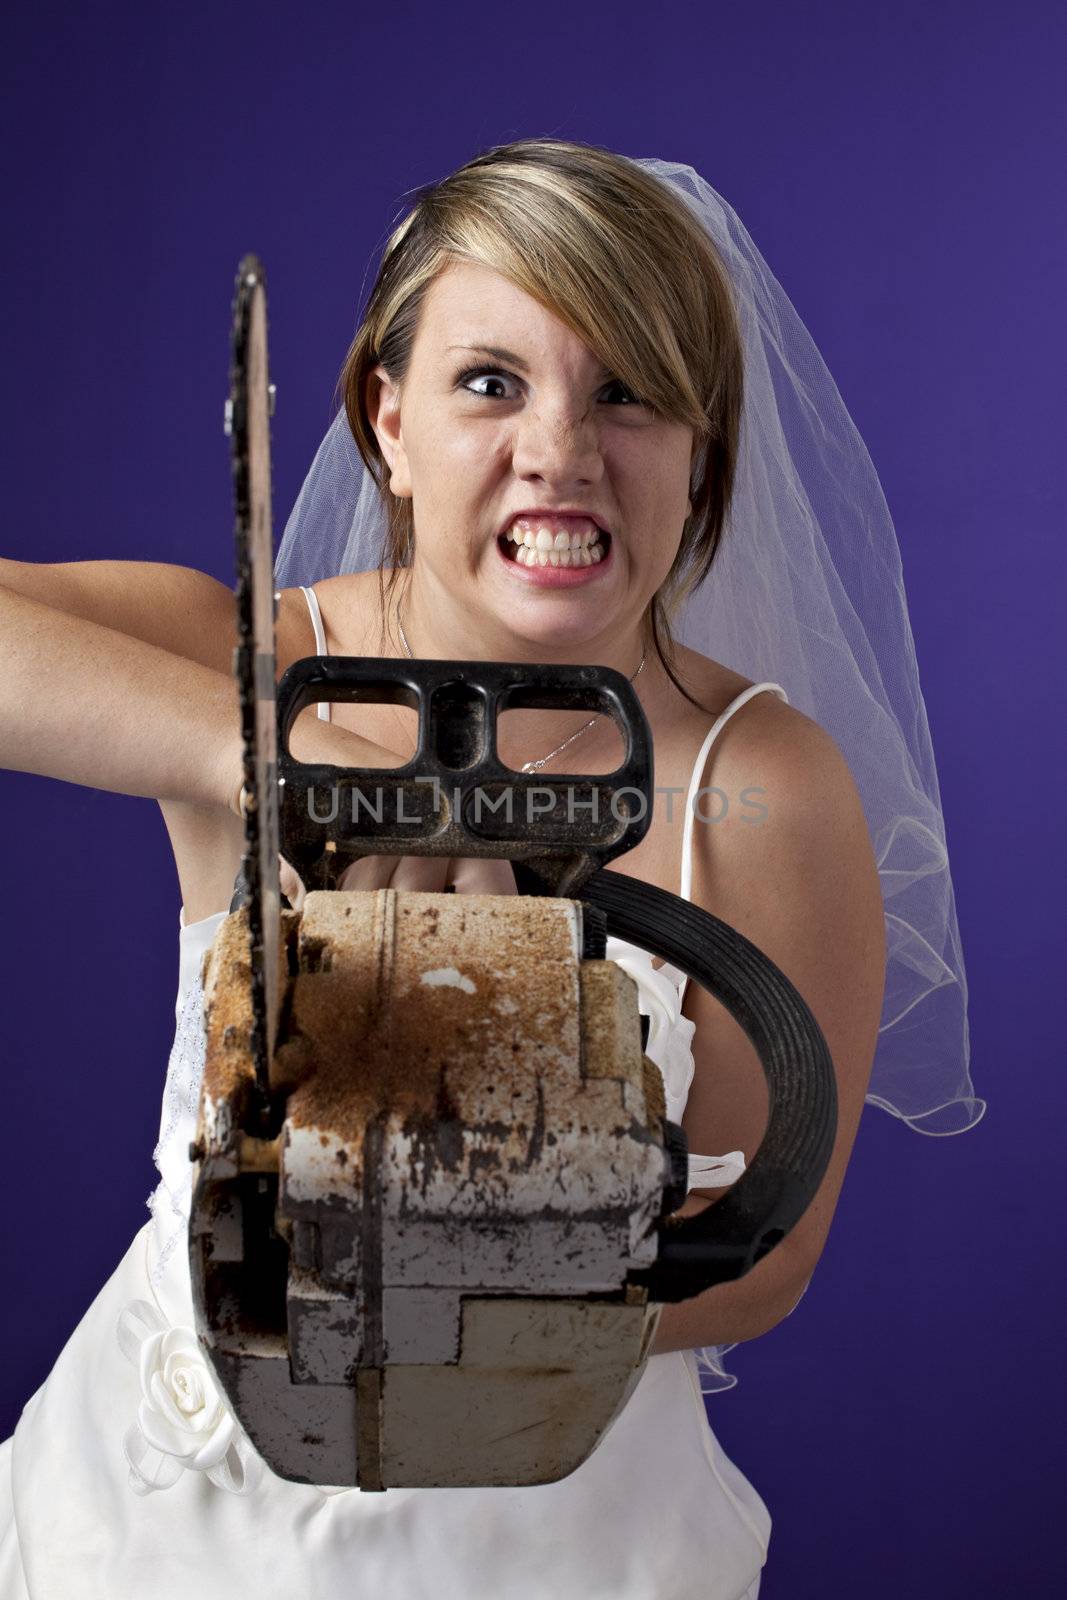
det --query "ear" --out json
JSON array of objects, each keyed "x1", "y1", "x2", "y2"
[{"x1": 365, "y1": 364, "x2": 413, "y2": 499}]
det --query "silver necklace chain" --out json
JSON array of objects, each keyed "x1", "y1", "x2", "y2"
[{"x1": 395, "y1": 604, "x2": 646, "y2": 774}]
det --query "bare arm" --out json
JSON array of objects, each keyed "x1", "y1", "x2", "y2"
[
  {"x1": 0, "y1": 582, "x2": 245, "y2": 808},
  {"x1": 650, "y1": 704, "x2": 886, "y2": 1355},
  {"x1": 0, "y1": 563, "x2": 404, "y2": 811}
]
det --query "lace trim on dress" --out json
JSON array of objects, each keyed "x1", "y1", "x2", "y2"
[{"x1": 147, "y1": 968, "x2": 208, "y2": 1290}]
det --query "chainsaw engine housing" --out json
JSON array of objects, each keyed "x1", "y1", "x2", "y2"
[{"x1": 189, "y1": 889, "x2": 673, "y2": 1490}]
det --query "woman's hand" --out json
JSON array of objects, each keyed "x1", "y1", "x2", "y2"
[
  {"x1": 252, "y1": 713, "x2": 519, "y2": 910},
  {"x1": 278, "y1": 851, "x2": 517, "y2": 913},
  {"x1": 227, "y1": 706, "x2": 412, "y2": 822},
  {"x1": 337, "y1": 853, "x2": 517, "y2": 896}
]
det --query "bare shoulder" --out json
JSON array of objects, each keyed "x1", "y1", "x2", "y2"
[
  {"x1": 276, "y1": 571, "x2": 392, "y2": 666},
  {"x1": 668, "y1": 642, "x2": 836, "y2": 796},
  {"x1": 672, "y1": 641, "x2": 853, "y2": 792},
  {"x1": 672, "y1": 640, "x2": 879, "y2": 928},
  {"x1": 676, "y1": 642, "x2": 885, "y2": 1051}
]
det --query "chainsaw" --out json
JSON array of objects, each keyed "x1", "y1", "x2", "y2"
[{"x1": 188, "y1": 256, "x2": 837, "y2": 1492}]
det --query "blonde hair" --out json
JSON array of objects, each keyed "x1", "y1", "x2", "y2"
[{"x1": 340, "y1": 137, "x2": 744, "y2": 705}]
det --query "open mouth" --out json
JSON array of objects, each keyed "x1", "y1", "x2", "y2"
[{"x1": 497, "y1": 524, "x2": 611, "y2": 569}]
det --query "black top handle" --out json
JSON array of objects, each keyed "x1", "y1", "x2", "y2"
[{"x1": 274, "y1": 653, "x2": 654, "y2": 898}]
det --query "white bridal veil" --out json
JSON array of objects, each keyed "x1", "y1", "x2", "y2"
[{"x1": 274, "y1": 150, "x2": 985, "y2": 1145}]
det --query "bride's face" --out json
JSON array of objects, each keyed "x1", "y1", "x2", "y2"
[{"x1": 368, "y1": 259, "x2": 695, "y2": 651}]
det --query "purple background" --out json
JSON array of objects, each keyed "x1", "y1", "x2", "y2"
[{"x1": 2, "y1": 2, "x2": 1063, "y2": 1592}]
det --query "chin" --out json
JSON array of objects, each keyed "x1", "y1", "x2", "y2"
[{"x1": 489, "y1": 608, "x2": 609, "y2": 654}]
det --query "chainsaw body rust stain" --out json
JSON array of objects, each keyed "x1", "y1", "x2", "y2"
[{"x1": 189, "y1": 889, "x2": 669, "y2": 1489}]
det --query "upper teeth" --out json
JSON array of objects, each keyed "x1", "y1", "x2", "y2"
[{"x1": 504, "y1": 518, "x2": 606, "y2": 567}]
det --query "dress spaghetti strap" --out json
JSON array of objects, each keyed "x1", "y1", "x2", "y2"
[
  {"x1": 299, "y1": 584, "x2": 331, "y2": 722},
  {"x1": 675, "y1": 682, "x2": 789, "y2": 1005}
]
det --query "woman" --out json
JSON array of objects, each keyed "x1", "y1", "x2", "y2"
[{"x1": 0, "y1": 138, "x2": 979, "y2": 1598}]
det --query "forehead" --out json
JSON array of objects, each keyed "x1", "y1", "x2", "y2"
[{"x1": 416, "y1": 259, "x2": 589, "y2": 360}]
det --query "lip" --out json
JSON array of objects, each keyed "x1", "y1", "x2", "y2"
[{"x1": 495, "y1": 527, "x2": 614, "y2": 588}]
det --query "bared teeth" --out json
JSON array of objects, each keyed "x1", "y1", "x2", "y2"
[
  {"x1": 502, "y1": 517, "x2": 607, "y2": 568},
  {"x1": 513, "y1": 542, "x2": 603, "y2": 568},
  {"x1": 506, "y1": 517, "x2": 604, "y2": 552}
]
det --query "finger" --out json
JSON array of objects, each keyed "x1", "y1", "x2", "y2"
[
  {"x1": 447, "y1": 857, "x2": 519, "y2": 897},
  {"x1": 336, "y1": 855, "x2": 396, "y2": 892},
  {"x1": 336, "y1": 855, "x2": 453, "y2": 893},
  {"x1": 388, "y1": 855, "x2": 453, "y2": 893},
  {"x1": 278, "y1": 854, "x2": 307, "y2": 913}
]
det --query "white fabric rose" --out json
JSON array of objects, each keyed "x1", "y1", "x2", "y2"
[{"x1": 117, "y1": 1299, "x2": 263, "y2": 1496}]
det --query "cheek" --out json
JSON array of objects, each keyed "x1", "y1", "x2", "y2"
[
  {"x1": 619, "y1": 476, "x2": 689, "y2": 582},
  {"x1": 416, "y1": 415, "x2": 501, "y2": 466},
  {"x1": 622, "y1": 462, "x2": 689, "y2": 535},
  {"x1": 640, "y1": 535, "x2": 686, "y2": 594},
  {"x1": 453, "y1": 426, "x2": 510, "y2": 477}
]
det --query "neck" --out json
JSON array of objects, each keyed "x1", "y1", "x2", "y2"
[
  {"x1": 394, "y1": 568, "x2": 648, "y2": 677},
  {"x1": 392, "y1": 568, "x2": 656, "y2": 768}
]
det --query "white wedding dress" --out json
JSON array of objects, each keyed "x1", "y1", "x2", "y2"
[{"x1": 0, "y1": 668, "x2": 787, "y2": 1600}]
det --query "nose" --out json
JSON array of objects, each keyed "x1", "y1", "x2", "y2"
[{"x1": 510, "y1": 394, "x2": 604, "y2": 491}]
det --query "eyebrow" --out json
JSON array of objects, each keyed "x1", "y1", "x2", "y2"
[
  {"x1": 447, "y1": 343, "x2": 612, "y2": 378},
  {"x1": 447, "y1": 343, "x2": 532, "y2": 372}
]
